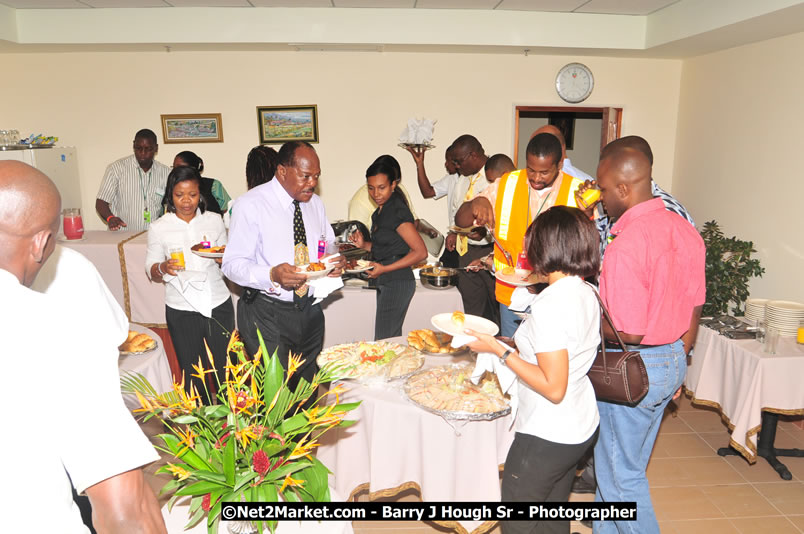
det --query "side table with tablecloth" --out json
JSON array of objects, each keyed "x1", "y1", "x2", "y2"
[
  {"x1": 118, "y1": 324, "x2": 174, "y2": 411},
  {"x1": 317, "y1": 343, "x2": 514, "y2": 534},
  {"x1": 684, "y1": 326, "x2": 804, "y2": 474}
]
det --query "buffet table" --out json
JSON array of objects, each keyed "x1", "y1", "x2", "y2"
[
  {"x1": 317, "y1": 343, "x2": 514, "y2": 534},
  {"x1": 118, "y1": 324, "x2": 174, "y2": 411},
  {"x1": 684, "y1": 326, "x2": 804, "y2": 476},
  {"x1": 60, "y1": 231, "x2": 464, "y2": 344}
]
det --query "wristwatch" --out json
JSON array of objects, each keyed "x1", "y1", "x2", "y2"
[{"x1": 500, "y1": 349, "x2": 512, "y2": 365}]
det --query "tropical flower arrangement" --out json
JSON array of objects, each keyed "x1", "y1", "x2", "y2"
[{"x1": 122, "y1": 331, "x2": 358, "y2": 534}]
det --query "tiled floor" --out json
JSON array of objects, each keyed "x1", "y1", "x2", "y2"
[{"x1": 141, "y1": 395, "x2": 804, "y2": 533}]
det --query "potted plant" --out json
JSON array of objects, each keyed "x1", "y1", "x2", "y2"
[
  {"x1": 122, "y1": 331, "x2": 358, "y2": 534},
  {"x1": 699, "y1": 220, "x2": 764, "y2": 317}
]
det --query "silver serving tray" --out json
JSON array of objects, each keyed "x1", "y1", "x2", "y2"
[{"x1": 403, "y1": 364, "x2": 511, "y2": 421}]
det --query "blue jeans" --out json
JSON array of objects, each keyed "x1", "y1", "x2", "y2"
[
  {"x1": 499, "y1": 303, "x2": 522, "y2": 338},
  {"x1": 593, "y1": 340, "x2": 686, "y2": 534}
]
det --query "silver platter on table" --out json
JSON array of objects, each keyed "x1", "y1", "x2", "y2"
[{"x1": 403, "y1": 363, "x2": 511, "y2": 421}]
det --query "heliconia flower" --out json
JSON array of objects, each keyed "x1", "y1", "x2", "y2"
[
  {"x1": 176, "y1": 427, "x2": 197, "y2": 454},
  {"x1": 288, "y1": 439, "x2": 319, "y2": 460},
  {"x1": 286, "y1": 353, "x2": 305, "y2": 379},
  {"x1": 191, "y1": 355, "x2": 215, "y2": 381},
  {"x1": 252, "y1": 450, "x2": 270, "y2": 475},
  {"x1": 279, "y1": 474, "x2": 304, "y2": 493},
  {"x1": 321, "y1": 383, "x2": 348, "y2": 404},
  {"x1": 304, "y1": 405, "x2": 346, "y2": 427},
  {"x1": 235, "y1": 425, "x2": 259, "y2": 448},
  {"x1": 133, "y1": 391, "x2": 154, "y2": 413},
  {"x1": 166, "y1": 463, "x2": 192, "y2": 481},
  {"x1": 201, "y1": 493, "x2": 212, "y2": 512}
]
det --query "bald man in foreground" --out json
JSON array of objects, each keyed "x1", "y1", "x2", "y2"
[
  {"x1": 592, "y1": 148, "x2": 705, "y2": 534},
  {"x1": 0, "y1": 161, "x2": 166, "y2": 534}
]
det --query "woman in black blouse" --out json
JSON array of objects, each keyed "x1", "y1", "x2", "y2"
[{"x1": 350, "y1": 155, "x2": 427, "y2": 340}]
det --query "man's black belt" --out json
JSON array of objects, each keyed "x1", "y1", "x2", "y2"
[{"x1": 242, "y1": 287, "x2": 310, "y2": 310}]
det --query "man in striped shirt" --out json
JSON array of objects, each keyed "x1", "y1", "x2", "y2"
[{"x1": 96, "y1": 129, "x2": 170, "y2": 232}]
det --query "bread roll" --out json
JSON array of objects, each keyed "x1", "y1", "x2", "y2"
[{"x1": 451, "y1": 311, "x2": 465, "y2": 329}]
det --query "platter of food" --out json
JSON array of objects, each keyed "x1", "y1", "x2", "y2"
[
  {"x1": 398, "y1": 142, "x2": 435, "y2": 151},
  {"x1": 317, "y1": 341, "x2": 424, "y2": 381},
  {"x1": 404, "y1": 362, "x2": 510, "y2": 420},
  {"x1": 119, "y1": 330, "x2": 158, "y2": 355},
  {"x1": 299, "y1": 262, "x2": 335, "y2": 280},
  {"x1": 407, "y1": 328, "x2": 468, "y2": 355},
  {"x1": 345, "y1": 258, "x2": 374, "y2": 274},
  {"x1": 192, "y1": 245, "x2": 226, "y2": 258},
  {"x1": 431, "y1": 311, "x2": 499, "y2": 338},
  {"x1": 494, "y1": 266, "x2": 541, "y2": 287}
]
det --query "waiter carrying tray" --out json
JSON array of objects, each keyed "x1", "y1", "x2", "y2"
[{"x1": 223, "y1": 141, "x2": 345, "y2": 394}]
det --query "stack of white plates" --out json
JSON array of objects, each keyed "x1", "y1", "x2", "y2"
[
  {"x1": 744, "y1": 298, "x2": 768, "y2": 323},
  {"x1": 765, "y1": 300, "x2": 804, "y2": 337}
]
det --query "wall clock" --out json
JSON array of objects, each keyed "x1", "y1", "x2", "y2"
[{"x1": 555, "y1": 63, "x2": 594, "y2": 104}]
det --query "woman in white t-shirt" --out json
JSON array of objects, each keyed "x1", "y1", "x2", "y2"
[
  {"x1": 146, "y1": 166, "x2": 233, "y2": 404},
  {"x1": 466, "y1": 206, "x2": 601, "y2": 534}
]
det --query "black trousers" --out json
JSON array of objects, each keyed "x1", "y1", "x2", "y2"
[
  {"x1": 237, "y1": 291, "x2": 324, "y2": 399},
  {"x1": 375, "y1": 278, "x2": 416, "y2": 340},
  {"x1": 502, "y1": 429, "x2": 599, "y2": 534},
  {"x1": 165, "y1": 299, "x2": 235, "y2": 404},
  {"x1": 457, "y1": 243, "x2": 499, "y2": 327}
]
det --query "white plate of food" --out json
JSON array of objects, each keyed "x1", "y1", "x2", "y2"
[
  {"x1": 345, "y1": 258, "x2": 375, "y2": 274},
  {"x1": 299, "y1": 262, "x2": 335, "y2": 280},
  {"x1": 317, "y1": 341, "x2": 424, "y2": 381},
  {"x1": 494, "y1": 266, "x2": 541, "y2": 287},
  {"x1": 431, "y1": 311, "x2": 499, "y2": 338},
  {"x1": 192, "y1": 245, "x2": 226, "y2": 258}
]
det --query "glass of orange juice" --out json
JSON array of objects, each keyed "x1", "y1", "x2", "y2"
[
  {"x1": 797, "y1": 320, "x2": 804, "y2": 344},
  {"x1": 169, "y1": 246, "x2": 186, "y2": 271},
  {"x1": 578, "y1": 187, "x2": 601, "y2": 209}
]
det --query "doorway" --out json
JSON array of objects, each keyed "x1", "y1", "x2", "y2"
[{"x1": 514, "y1": 106, "x2": 622, "y2": 177}]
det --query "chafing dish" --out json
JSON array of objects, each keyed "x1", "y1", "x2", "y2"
[{"x1": 419, "y1": 266, "x2": 458, "y2": 290}]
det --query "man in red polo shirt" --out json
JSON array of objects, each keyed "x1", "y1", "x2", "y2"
[{"x1": 593, "y1": 145, "x2": 705, "y2": 534}]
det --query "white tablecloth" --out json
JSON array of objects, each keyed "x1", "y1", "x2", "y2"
[
  {"x1": 317, "y1": 342, "x2": 514, "y2": 534},
  {"x1": 62, "y1": 230, "x2": 466, "y2": 340},
  {"x1": 684, "y1": 326, "x2": 804, "y2": 461},
  {"x1": 162, "y1": 492, "x2": 353, "y2": 534},
  {"x1": 118, "y1": 324, "x2": 174, "y2": 411}
]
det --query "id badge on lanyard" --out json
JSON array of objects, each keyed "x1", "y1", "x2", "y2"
[{"x1": 144, "y1": 209, "x2": 151, "y2": 223}]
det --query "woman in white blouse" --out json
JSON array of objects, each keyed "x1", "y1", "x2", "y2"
[
  {"x1": 466, "y1": 206, "x2": 601, "y2": 534},
  {"x1": 146, "y1": 166, "x2": 233, "y2": 403}
]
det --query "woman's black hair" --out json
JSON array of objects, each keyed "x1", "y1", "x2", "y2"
[
  {"x1": 524, "y1": 205, "x2": 599, "y2": 278},
  {"x1": 366, "y1": 154, "x2": 408, "y2": 207},
  {"x1": 164, "y1": 166, "x2": 207, "y2": 214},
  {"x1": 174, "y1": 150, "x2": 204, "y2": 174},
  {"x1": 246, "y1": 145, "x2": 279, "y2": 190}
]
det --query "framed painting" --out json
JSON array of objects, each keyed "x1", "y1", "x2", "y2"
[
  {"x1": 257, "y1": 105, "x2": 319, "y2": 144},
  {"x1": 161, "y1": 114, "x2": 223, "y2": 143}
]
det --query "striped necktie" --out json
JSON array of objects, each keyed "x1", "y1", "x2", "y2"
[{"x1": 293, "y1": 200, "x2": 309, "y2": 300}]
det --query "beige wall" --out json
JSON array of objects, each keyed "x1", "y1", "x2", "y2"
[
  {"x1": 0, "y1": 50, "x2": 681, "y2": 234},
  {"x1": 672, "y1": 31, "x2": 804, "y2": 304}
]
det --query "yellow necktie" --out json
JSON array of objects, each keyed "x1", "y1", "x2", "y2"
[{"x1": 457, "y1": 173, "x2": 481, "y2": 256}]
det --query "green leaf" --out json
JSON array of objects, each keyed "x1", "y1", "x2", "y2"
[
  {"x1": 263, "y1": 459, "x2": 312, "y2": 482},
  {"x1": 193, "y1": 471, "x2": 227, "y2": 484},
  {"x1": 259, "y1": 331, "x2": 284, "y2": 409},
  {"x1": 258, "y1": 482, "x2": 278, "y2": 503},
  {"x1": 172, "y1": 415, "x2": 200, "y2": 424},
  {"x1": 158, "y1": 477, "x2": 181, "y2": 497},
  {"x1": 233, "y1": 471, "x2": 260, "y2": 493},
  {"x1": 223, "y1": 432, "x2": 236, "y2": 486},
  {"x1": 295, "y1": 458, "x2": 329, "y2": 501},
  {"x1": 175, "y1": 480, "x2": 227, "y2": 497},
  {"x1": 276, "y1": 413, "x2": 307, "y2": 435}
]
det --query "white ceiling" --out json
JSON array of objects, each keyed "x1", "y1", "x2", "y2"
[{"x1": 0, "y1": 0, "x2": 681, "y2": 15}]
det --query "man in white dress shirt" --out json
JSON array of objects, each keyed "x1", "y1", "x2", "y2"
[
  {"x1": 0, "y1": 161, "x2": 165, "y2": 534},
  {"x1": 96, "y1": 128, "x2": 170, "y2": 232}
]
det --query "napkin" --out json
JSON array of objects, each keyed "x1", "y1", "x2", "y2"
[
  {"x1": 399, "y1": 117, "x2": 437, "y2": 145},
  {"x1": 309, "y1": 276, "x2": 344, "y2": 306},
  {"x1": 165, "y1": 270, "x2": 213, "y2": 318},
  {"x1": 470, "y1": 340, "x2": 519, "y2": 422},
  {"x1": 509, "y1": 286, "x2": 537, "y2": 312}
]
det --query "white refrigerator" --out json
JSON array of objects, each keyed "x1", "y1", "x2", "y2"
[{"x1": 0, "y1": 146, "x2": 82, "y2": 233}]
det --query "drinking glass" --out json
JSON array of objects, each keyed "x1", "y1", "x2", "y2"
[
  {"x1": 763, "y1": 327, "x2": 779, "y2": 354},
  {"x1": 755, "y1": 321, "x2": 766, "y2": 344},
  {"x1": 797, "y1": 320, "x2": 804, "y2": 345},
  {"x1": 62, "y1": 208, "x2": 84, "y2": 240},
  {"x1": 169, "y1": 246, "x2": 186, "y2": 270}
]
